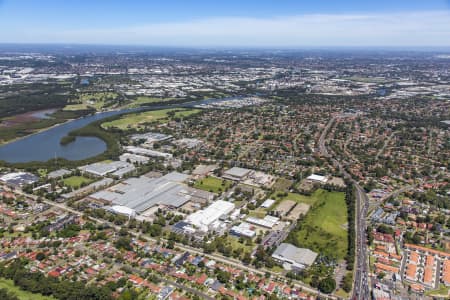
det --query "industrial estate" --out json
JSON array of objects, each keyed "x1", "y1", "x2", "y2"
[{"x1": 0, "y1": 15, "x2": 449, "y2": 300}]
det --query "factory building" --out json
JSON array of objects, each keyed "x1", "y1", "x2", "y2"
[
  {"x1": 88, "y1": 172, "x2": 191, "y2": 214},
  {"x1": 185, "y1": 200, "x2": 235, "y2": 232},
  {"x1": 272, "y1": 243, "x2": 318, "y2": 271}
]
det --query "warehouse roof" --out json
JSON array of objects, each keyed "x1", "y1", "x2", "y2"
[
  {"x1": 306, "y1": 174, "x2": 328, "y2": 183},
  {"x1": 272, "y1": 243, "x2": 318, "y2": 268},
  {"x1": 223, "y1": 167, "x2": 251, "y2": 179},
  {"x1": 0, "y1": 172, "x2": 39, "y2": 187},
  {"x1": 186, "y1": 200, "x2": 235, "y2": 232},
  {"x1": 90, "y1": 172, "x2": 191, "y2": 213}
]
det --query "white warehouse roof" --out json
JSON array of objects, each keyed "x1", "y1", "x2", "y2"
[
  {"x1": 110, "y1": 205, "x2": 136, "y2": 218},
  {"x1": 307, "y1": 174, "x2": 328, "y2": 183},
  {"x1": 186, "y1": 200, "x2": 235, "y2": 232},
  {"x1": 260, "y1": 199, "x2": 275, "y2": 208}
]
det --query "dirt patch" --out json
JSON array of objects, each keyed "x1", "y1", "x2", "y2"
[{"x1": 0, "y1": 109, "x2": 56, "y2": 128}]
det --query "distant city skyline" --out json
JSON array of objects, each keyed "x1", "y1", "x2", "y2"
[{"x1": 1, "y1": 0, "x2": 450, "y2": 47}]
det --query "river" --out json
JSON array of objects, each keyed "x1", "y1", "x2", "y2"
[{"x1": 0, "y1": 97, "x2": 236, "y2": 163}]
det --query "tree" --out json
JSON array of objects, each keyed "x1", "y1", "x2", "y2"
[
  {"x1": 36, "y1": 252, "x2": 46, "y2": 261},
  {"x1": 0, "y1": 288, "x2": 19, "y2": 300},
  {"x1": 216, "y1": 270, "x2": 231, "y2": 283},
  {"x1": 115, "y1": 237, "x2": 132, "y2": 251},
  {"x1": 318, "y1": 277, "x2": 336, "y2": 294}
]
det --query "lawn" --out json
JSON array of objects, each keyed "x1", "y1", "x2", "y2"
[
  {"x1": 194, "y1": 176, "x2": 232, "y2": 193},
  {"x1": 335, "y1": 289, "x2": 350, "y2": 298},
  {"x1": 124, "y1": 96, "x2": 175, "y2": 108},
  {"x1": 63, "y1": 92, "x2": 119, "y2": 111},
  {"x1": 0, "y1": 278, "x2": 54, "y2": 300},
  {"x1": 425, "y1": 284, "x2": 450, "y2": 297},
  {"x1": 225, "y1": 235, "x2": 254, "y2": 253},
  {"x1": 101, "y1": 108, "x2": 200, "y2": 130},
  {"x1": 63, "y1": 176, "x2": 94, "y2": 189},
  {"x1": 272, "y1": 189, "x2": 332, "y2": 206},
  {"x1": 272, "y1": 178, "x2": 293, "y2": 192},
  {"x1": 285, "y1": 189, "x2": 348, "y2": 260}
]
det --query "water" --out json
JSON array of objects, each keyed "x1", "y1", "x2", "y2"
[
  {"x1": 0, "y1": 97, "x2": 243, "y2": 163},
  {"x1": 30, "y1": 109, "x2": 58, "y2": 120},
  {"x1": 0, "y1": 109, "x2": 131, "y2": 163}
]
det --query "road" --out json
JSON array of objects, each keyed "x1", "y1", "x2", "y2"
[
  {"x1": 319, "y1": 116, "x2": 370, "y2": 300},
  {"x1": 375, "y1": 132, "x2": 396, "y2": 160},
  {"x1": 16, "y1": 190, "x2": 337, "y2": 299}
]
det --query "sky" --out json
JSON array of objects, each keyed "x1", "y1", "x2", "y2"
[{"x1": 1, "y1": 0, "x2": 450, "y2": 47}]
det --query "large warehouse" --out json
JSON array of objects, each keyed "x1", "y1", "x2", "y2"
[
  {"x1": 88, "y1": 172, "x2": 191, "y2": 214},
  {"x1": 185, "y1": 200, "x2": 235, "y2": 232},
  {"x1": 272, "y1": 243, "x2": 318, "y2": 271}
]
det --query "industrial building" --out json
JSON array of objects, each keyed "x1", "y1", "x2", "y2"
[
  {"x1": 130, "y1": 132, "x2": 172, "y2": 143},
  {"x1": 272, "y1": 243, "x2": 318, "y2": 271},
  {"x1": 222, "y1": 167, "x2": 251, "y2": 181},
  {"x1": 78, "y1": 161, "x2": 134, "y2": 177},
  {"x1": 306, "y1": 174, "x2": 328, "y2": 183},
  {"x1": 172, "y1": 138, "x2": 203, "y2": 149},
  {"x1": 88, "y1": 172, "x2": 191, "y2": 214},
  {"x1": 47, "y1": 169, "x2": 72, "y2": 179},
  {"x1": 0, "y1": 172, "x2": 39, "y2": 188},
  {"x1": 119, "y1": 153, "x2": 150, "y2": 164},
  {"x1": 230, "y1": 222, "x2": 256, "y2": 238},
  {"x1": 260, "y1": 199, "x2": 275, "y2": 209},
  {"x1": 107, "y1": 205, "x2": 136, "y2": 218},
  {"x1": 246, "y1": 215, "x2": 280, "y2": 229},
  {"x1": 124, "y1": 146, "x2": 173, "y2": 159},
  {"x1": 185, "y1": 200, "x2": 235, "y2": 232}
]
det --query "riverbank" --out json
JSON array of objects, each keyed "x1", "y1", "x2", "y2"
[
  {"x1": 0, "y1": 95, "x2": 247, "y2": 166},
  {"x1": 0, "y1": 109, "x2": 94, "y2": 146}
]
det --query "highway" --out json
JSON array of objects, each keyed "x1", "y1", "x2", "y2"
[{"x1": 319, "y1": 116, "x2": 370, "y2": 300}]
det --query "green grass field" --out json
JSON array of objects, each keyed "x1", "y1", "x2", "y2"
[
  {"x1": 101, "y1": 108, "x2": 200, "y2": 130},
  {"x1": 62, "y1": 176, "x2": 94, "y2": 188},
  {"x1": 286, "y1": 189, "x2": 348, "y2": 260},
  {"x1": 225, "y1": 236, "x2": 254, "y2": 253},
  {"x1": 272, "y1": 178, "x2": 293, "y2": 191},
  {"x1": 124, "y1": 96, "x2": 175, "y2": 108},
  {"x1": 0, "y1": 278, "x2": 54, "y2": 300},
  {"x1": 425, "y1": 284, "x2": 450, "y2": 297},
  {"x1": 63, "y1": 92, "x2": 119, "y2": 111},
  {"x1": 194, "y1": 176, "x2": 232, "y2": 193}
]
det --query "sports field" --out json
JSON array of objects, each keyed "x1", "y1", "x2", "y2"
[
  {"x1": 62, "y1": 176, "x2": 94, "y2": 188},
  {"x1": 101, "y1": 108, "x2": 200, "y2": 130},
  {"x1": 194, "y1": 176, "x2": 232, "y2": 193},
  {"x1": 285, "y1": 189, "x2": 348, "y2": 260}
]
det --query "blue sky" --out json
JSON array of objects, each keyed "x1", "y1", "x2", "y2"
[{"x1": 1, "y1": 0, "x2": 450, "y2": 47}]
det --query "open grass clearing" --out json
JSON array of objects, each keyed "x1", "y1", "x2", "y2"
[
  {"x1": 101, "y1": 108, "x2": 200, "y2": 130},
  {"x1": 63, "y1": 92, "x2": 119, "y2": 111},
  {"x1": 285, "y1": 189, "x2": 348, "y2": 260},
  {"x1": 124, "y1": 96, "x2": 175, "y2": 108},
  {"x1": 225, "y1": 235, "x2": 254, "y2": 253},
  {"x1": 194, "y1": 176, "x2": 232, "y2": 193},
  {"x1": 425, "y1": 284, "x2": 450, "y2": 297},
  {"x1": 0, "y1": 278, "x2": 55, "y2": 300},
  {"x1": 272, "y1": 178, "x2": 293, "y2": 191},
  {"x1": 62, "y1": 176, "x2": 94, "y2": 189}
]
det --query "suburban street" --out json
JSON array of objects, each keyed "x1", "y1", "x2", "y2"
[{"x1": 16, "y1": 190, "x2": 338, "y2": 299}]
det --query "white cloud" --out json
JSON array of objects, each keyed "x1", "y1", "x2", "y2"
[{"x1": 5, "y1": 10, "x2": 450, "y2": 46}]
